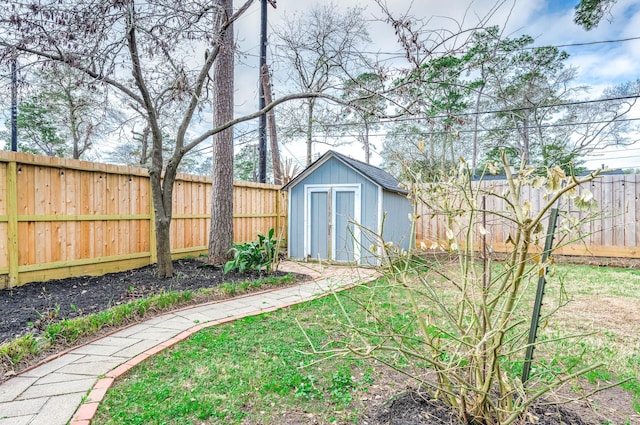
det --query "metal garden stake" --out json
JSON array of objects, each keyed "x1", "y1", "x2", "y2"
[{"x1": 521, "y1": 206, "x2": 560, "y2": 384}]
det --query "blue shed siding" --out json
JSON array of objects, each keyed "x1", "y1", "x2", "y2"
[
  {"x1": 382, "y1": 191, "x2": 413, "y2": 254},
  {"x1": 289, "y1": 184, "x2": 305, "y2": 259}
]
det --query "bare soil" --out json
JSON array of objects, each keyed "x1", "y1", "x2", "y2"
[
  {"x1": 356, "y1": 368, "x2": 639, "y2": 425},
  {"x1": 372, "y1": 390, "x2": 586, "y2": 424}
]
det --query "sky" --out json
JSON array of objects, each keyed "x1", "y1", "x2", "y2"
[{"x1": 227, "y1": 0, "x2": 640, "y2": 171}]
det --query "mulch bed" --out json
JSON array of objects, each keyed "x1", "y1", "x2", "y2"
[
  {"x1": 0, "y1": 258, "x2": 303, "y2": 344},
  {"x1": 371, "y1": 389, "x2": 588, "y2": 425}
]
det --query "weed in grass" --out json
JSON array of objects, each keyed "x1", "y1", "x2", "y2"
[
  {"x1": 585, "y1": 368, "x2": 614, "y2": 384},
  {"x1": 620, "y1": 378, "x2": 640, "y2": 412},
  {"x1": 328, "y1": 371, "x2": 357, "y2": 406},
  {"x1": 295, "y1": 374, "x2": 322, "y2": 400},
  {"x1": 0, "y1": 334, "x2": 42, "y2": 365},
  {"x1": 627, "y1": 354, "x2": 640, "y2": 368}
]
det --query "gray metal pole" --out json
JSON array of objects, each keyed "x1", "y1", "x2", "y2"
[
  {"x1": 258, "y1": 0, "x2": 267, "y2": 183},
  {"x1": 10, "y1": 59, "x2": 18, "y2": 152}
]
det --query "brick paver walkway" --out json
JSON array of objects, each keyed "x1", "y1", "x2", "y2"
[{"x1": 0, "y1": 262, "x2": 377, "y2": 425}]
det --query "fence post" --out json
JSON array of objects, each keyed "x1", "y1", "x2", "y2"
[
  {"x1": 277, "y1": 188, "x2": 287, "y2": 244},
  {"x1": 275, "y1": 188, "x2": 280, "y2": 234},
  {"x1": 7, "y1": 161, "x2": 19, "y2": 287}
]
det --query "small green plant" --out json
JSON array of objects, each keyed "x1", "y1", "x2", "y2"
[
  {"x1": 328, "y1": 370, "x2": 360, "y2": 406},
  {"x1": 34, "y1": 303, "x2": 61, "y2": 325},
  {"x1": 295, "y1": 374, "x2": 322, "y2": 400},
  {"x1": 224, "y1": 228, "x2": 278, "y2": 274}
]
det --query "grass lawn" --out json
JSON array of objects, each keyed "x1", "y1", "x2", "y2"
[{"x1": 92, "y1": 262, "x2": 640, "y2": 425}]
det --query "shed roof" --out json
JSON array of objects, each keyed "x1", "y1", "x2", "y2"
[{"x1": 283, "y1": 150, "x2": 408, "y2": 195}]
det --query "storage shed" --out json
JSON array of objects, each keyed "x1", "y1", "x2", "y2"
[{"x1": 283, "y1": 150, "x2": 412, "y2": 265}]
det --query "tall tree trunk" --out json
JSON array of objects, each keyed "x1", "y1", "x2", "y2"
[
  {"x1": 208, "y1": 0, "x2": 235, "y2": 265},
  {"x1": 151, "y1": 161, "x2": 175, "y2": 278},
  {"x1": 126, "y1": 1, "x2": 174, "y2": 277}
]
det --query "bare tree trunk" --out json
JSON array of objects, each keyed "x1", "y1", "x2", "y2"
[
  {"x1": 449, "y1": 134, "x2": 455, "y2": 169},
  {"x1": 208, "y1": 0, "x2": 235, "y2": 265},
  {"x1": 150, "y1": 164, "x2": 175, "y2": 277},
  {"x1": 68, "y1": 96, "x2": 81, "y2": 159},
  {"x1": 522, "y1": 113, "x2": 530, "y2": 166},
  {"x1": 429, "y1": 137, "x2": 435, "y2": 175},
  {"x1": 261, "y1": 63, "x2": 282, "y2": 185},
  {"x1": 139, "y1": 126, "x2": 149, "y2": 165},
  {"x1": 125, "y1": 2, "x2": 174, "y2": 277}
]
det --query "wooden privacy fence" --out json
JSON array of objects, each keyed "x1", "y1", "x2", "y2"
[
  {"x1": 415, "y1": 173, "x2": 640, "y2": 259},
  {"x1": 0, "y1": 151, "x2": 287, "y2": 288}
]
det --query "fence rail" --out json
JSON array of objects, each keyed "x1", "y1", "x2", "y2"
[
  {"x1": 415, "y1": 173, "x2": 640, "y2": 259},
  {"x1": 0, "y1": 151, "x2": 286, "y2": 288}
]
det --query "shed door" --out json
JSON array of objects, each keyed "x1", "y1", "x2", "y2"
[
  {"x1": 334, "y1": 190, "x2": 355, "y2": 262},
  {"x1": 305, "y1": 185, "x2": 361, "y2": 263},
  {"x1": 309, "y1": 191, "x2": 329, "y2": 260}
]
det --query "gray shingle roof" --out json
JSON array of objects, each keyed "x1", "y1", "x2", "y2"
[{"x1": 283, "y1": 150, "x2": 408, "y2": 195}]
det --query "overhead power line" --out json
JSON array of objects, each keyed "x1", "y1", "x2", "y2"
[
  {"x1": 304, "y1": 117, "x2": 640, "y2": 140},
  {"x1": 542, "y1": 36, "x2": 640, "y2": 49},
  {"x1": 359, "y1": 36, "x2": 640, "y2": 57},
  {"x1": 314, "y1": 94, "x2": 640, "y2": 129}
]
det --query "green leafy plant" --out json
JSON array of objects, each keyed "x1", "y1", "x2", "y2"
[
  {"x1": 224, "y1": 228, "x2": 278, "y2": 274},
  {"x1": 327, "y1": 369, "x2": 370, "y2": 406},
  {"x1": 295, "y1": 374, "x2": 322, "y2": 400}
]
